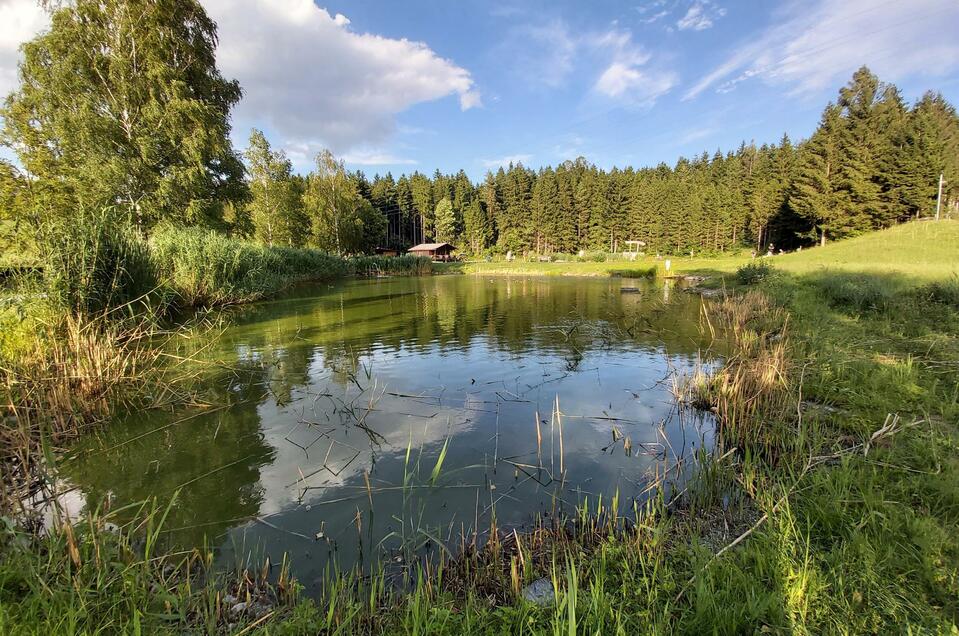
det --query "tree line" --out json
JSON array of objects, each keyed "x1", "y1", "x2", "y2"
[{"x1": 2, "y1": 1, "x2": 957, "y2": 258}]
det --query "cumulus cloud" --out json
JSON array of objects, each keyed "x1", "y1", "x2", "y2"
[
  {"x1": 0, "y1": 0, "x2": 48, "y2": 99},
  {"x1": 481, "y1": 154, "x2": 532, "y2": 168},
  {"x1": 684, "y1": 0, "x2": 959, "y2": 100},
  {"x1": 204, "y1": 0, "x2": 480, "y2": 153},
  {"x1": 0, "y1": 0, "x2": 479, "y2": 160}
]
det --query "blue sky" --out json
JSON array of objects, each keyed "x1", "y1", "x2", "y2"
[{"x1": 3, "y1": 0, "x2": 959, "y2": 180}]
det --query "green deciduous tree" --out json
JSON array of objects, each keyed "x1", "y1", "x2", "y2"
[
  {"x1": 1, "y1": 0, "x2": 246, "y2": 230},
  {"x1": 244, "y1": 130, "x2": 304, "y2": 247}
]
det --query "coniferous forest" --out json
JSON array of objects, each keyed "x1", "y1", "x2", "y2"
[
  {"x1": 237, "y1": 66, "x2": 958, "y2": 256},
  {"x1": 2, "y1": 25, "x2": 957, "y2": 258}
]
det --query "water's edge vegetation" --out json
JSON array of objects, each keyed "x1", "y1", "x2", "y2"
[
  {"x1": 2, "y1": 221, "x2": 957, "y2": 633},
  {"x1": 0, "y1": 0, "x2": 956, "y2": 631}
]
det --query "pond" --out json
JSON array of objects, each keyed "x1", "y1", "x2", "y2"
[{"x1": 61, "y1": 274, "x2": 718, "y2": 595}]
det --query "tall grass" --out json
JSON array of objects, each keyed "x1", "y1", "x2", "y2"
[
  {"x1": 38, "y1": 210, "x2": 162, "y2": 317},
  {"x1": 691, "y1": 290, "x2": 795, "y2": 455},
  {"x1": 151, "y1": 226, "x2": 349, "y2": 306},
  {"x1": 152, "y1": 227, "x2": 435, "y2": 306},
  {"x1": 0, "y1": 498, "x2": 296, "y2": 634}
]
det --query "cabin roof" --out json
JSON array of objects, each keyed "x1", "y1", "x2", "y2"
[{"x1": 408, "y1": 242, "x2": 455, "y2": 251}]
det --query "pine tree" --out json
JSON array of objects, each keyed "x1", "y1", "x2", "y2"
[
  {"x1": 789, "y1": 105, "x2": 846, "y2": 244},
  {"x1": 463, "y1": 197, "x2": 492, "y2": 254},
  {"x1": 434, "y1": 198, "x2": 458, "y2": 243}
]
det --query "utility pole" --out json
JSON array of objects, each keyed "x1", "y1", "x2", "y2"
[{"x1": 935, "y1": 173, "x2": 944, "y2": 221}]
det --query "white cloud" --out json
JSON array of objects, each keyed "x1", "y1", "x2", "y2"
[
  {"x1": 0, "y1": 0, "x2": 478, "y2": 159},
  {"x1": 342, "y1": 150, "x2": 418, "y2": 166},
  {"x1": 685, "y1": 0, "x2": 959, "y2": 100},
  {"x1": 677, "y1": 126, "x2": 716, "y2": 144},
  {"x1": 640, "y1": 10, "x2": 669, "y2": 25},
  {"x1": 204, "y1": 0, "x2": 480, "y2": 153},
  {"x1": 505, "y1": 19, "x2": 577, "y2": 89},
  {"x1": 676, "y1": 2, "x2": 726, "y2": 31},
  {"x1": 0, "y1": 0, "x2": 48, "y2": 100},
  {"x1": 481, "y1": 154, "x2": 532, "y2": 168},
  {"x1": 590, "y1": 28, "x2": 677, "y2": 105},
  {"x1": 502, "y1": 20, "x2": 676, "y2": 106},
  {"x1": 553, "y1": 134, "x2": 587, "y2": 161}
]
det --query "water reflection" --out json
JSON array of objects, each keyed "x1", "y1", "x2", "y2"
[{"x1": 64, "y1": 275, "x2": 715, "y2": 595}]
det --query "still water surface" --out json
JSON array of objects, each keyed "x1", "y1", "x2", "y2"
[{"x1": 63, "y1": 275, "x2": 716, "y2": 594}]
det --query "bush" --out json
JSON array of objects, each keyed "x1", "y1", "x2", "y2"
[
  {"x1": 736, "y1": 261, "x2": 775, "y2": 285},
  {"x1": 348, "y1": 254, "x2": 433, "y2": 277},
  {"x1": 578, "y1": 252, "x2": 608, "y2": 263},
  {"x1": 814, "y1": 272, "x2": 896, "y2": 314}
]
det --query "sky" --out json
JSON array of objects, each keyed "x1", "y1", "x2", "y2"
[{"x1": 2, "y1": 0, "x2": 959, "y2": 180}]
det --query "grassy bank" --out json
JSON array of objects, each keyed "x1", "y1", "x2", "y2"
[
  {"x1": 3, "y1": 221, "x2": 958, "y2": 633},
  {"x1": 1, "y1": 223, "x2": 433, "y2": 507},
  {"x1": 459, "y1": 256, "x2": 747, "y2": 278}
]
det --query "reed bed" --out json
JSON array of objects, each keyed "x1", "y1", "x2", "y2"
[
  {"x1": 0, "y1": 310, "x2": 203, "y2": 510},
  {"x1": 685, "y1": 290, "x2": 796, "y2": 455}
]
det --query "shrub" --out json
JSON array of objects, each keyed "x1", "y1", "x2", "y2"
[
  {"x1": 736, "y1": 261, "x2": 775, "y2": 285},
  {"x1": 577, "y1": 252, "x2": 608, "y2": 263},
  {"x1": 348, "y1": 255, "x2": 433, "y2": 277}
]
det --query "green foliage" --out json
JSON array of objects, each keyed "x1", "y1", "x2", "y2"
[
  {"x1": 302, "y1": 150, "x2": 383, "y2": 254},
  {"x1": 736, "y1": 261, "x2": 776, "y2": 285},
  {"x1": 39, "y1": 211, "x2": 160, "y2": 316},
  {"x1": 608, "y1": 267, "x2": 656, "y2": 278},
  {"x1": 434, "y1": 197, "x2": 458, "y2": 244},
  {"x1": 244, "y1": 129, "x2": 306, "y2": 247},
  {"x1": 151, "y1": 226, "x2": 349, "y2": 305},
  {"x1": 1, "y1": 0, "x2": 246, "y2": 229},
  {"x1": 348, "y1": 255, "x2": 433, "y2": 277}
]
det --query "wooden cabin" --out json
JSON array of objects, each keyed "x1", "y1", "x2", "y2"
[
  {"x1": 375, "y1": 247, "x2": 400, "y2": 257},
  {"x1": 407, "y1": 242, "x2": 456, "y2": 262}
]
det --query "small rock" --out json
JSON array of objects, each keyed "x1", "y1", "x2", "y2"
[
  {"x1": 522, "y1": 578, "x2": 555, "y2": 606},
  {"x1": 230, "y1": 602, "x2": 248, "y2": 615}
]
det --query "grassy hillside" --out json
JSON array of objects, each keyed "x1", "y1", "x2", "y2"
[
  {"x1": 460, "y1": 220, "x2": 959, "y2": 282},
  {"x1": 773, "y1": 220, "x2": 959, "y2": 280}
]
